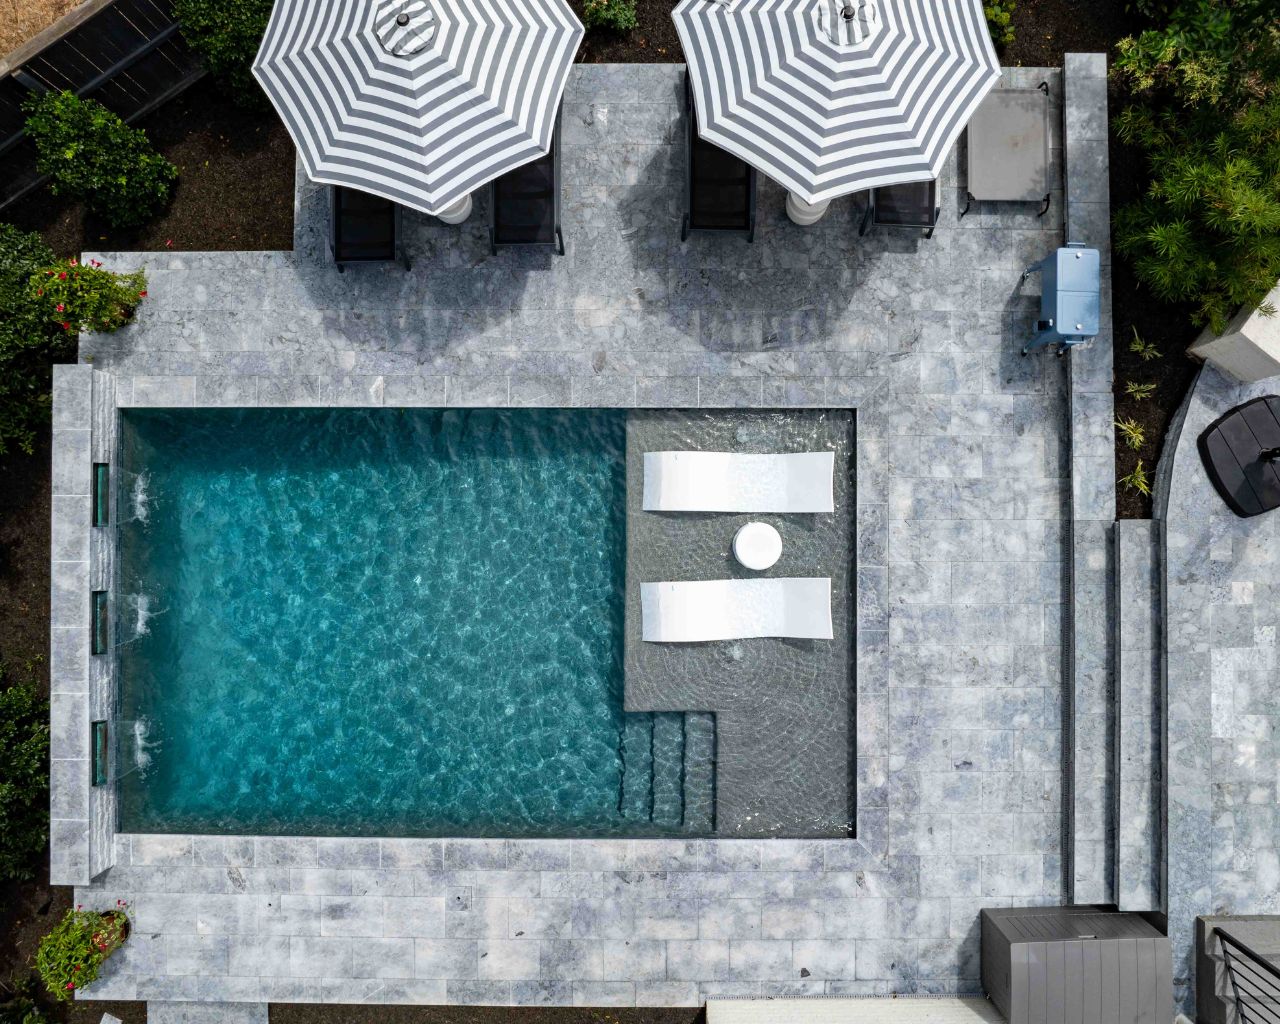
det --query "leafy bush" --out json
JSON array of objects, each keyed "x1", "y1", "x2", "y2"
[
  {"x1": 583, "y1": 0, "x2": 637, "y2": 33},
  {"x1": 0, "y1": 667, "x2": 50, "y2": 882},
  {"x1": 984, "y1": 0, "x2": 1016, "y2": 52},
  {"x1": 23, "y1": 91, "x2": 177, "y2": 230},
  {"x1": 1113, "y1": 0, "x2": 1280, "y2": 334},
  {"x1": 1113, "y1": 0, "x2": 1279, "y2": 108},
  {"x1": 0, "y1": 226, "x2": 146, "y2": 456},
  {"x1": 0, "y1": 225, "x2": 64, "y2": 457},
  {"x1": 35, "y1": 905, "x2": 129, "y2": 1002},
  {"x1": 174, "y1": 0, "x2": 274, "y2": 104},
  {"x1": 1114, "y1": 94, "x2": 1280, "y2": 332},
  {"x1": 29, "y1": 259, "x2": 148, "y2": 335},
  {"x1": 0, "y1": 978, "x2": 47, "y2": 1024}
]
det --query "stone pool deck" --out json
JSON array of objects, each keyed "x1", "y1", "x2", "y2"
[
  {"x1": 1157, "y1": 364, "x2": 1280, "y2": 1011},
  {"x1": 49, "y1": 57, "x2": 1124, "y2": 1007}
]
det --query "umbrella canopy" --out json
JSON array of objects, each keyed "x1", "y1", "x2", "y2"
[
  {"x1": 673, "y1": 0, "x2": 1000, "y2": 205},
  {"x1": 254, "y1": 0, "x2": 583, "y2": 216}
]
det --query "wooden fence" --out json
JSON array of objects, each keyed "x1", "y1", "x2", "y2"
[{"x1": 0, "y1": 0, "x2": 204, "y2": 211}]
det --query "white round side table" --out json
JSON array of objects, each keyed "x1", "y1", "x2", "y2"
[{"x1": 732, "y1": 521, "x2": 782, "y2": 571}]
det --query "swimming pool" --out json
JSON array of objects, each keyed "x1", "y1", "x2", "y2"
[{"x1": 115, "y1": 408, "x2": 712, "y2": 837}]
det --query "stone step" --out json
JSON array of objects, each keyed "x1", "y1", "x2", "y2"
[
  {"x1": 618, "y1": 713, "x2": 654, "y2": 822},
  {"x1": 1114, "y1": 519, "x2": 1162, "y2": 912},
  {"x1": 681, "y1": 711, "x2": 716, "y2": 833},
  {"x1": 650, "y1": 712, "x2": 685, "y2": 828}
]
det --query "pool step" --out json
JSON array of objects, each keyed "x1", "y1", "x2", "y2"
[
  {"x1": 619, "y1": 714, "x2": 655, "y2": 821},
  {"x1": 681, "y1": 712, "x2": 716, "y2": 833},
  {"x1": 650, "y1": 712, "x2": 686, "y2": 828},
  {"x1": 619, "y1": 711, "x2": 716, "y2": 833}
]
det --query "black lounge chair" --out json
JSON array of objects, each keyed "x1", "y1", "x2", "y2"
[
  {"x1": 859, "y1": 179, "x2": 940, "y2": 238},
  {"x1": 489, "y1": 111, "x2": 564, "y2": 255},
  {"x1": 329, "y1": 185, "x2": 408, "y2": 271},
  {"x1": 682, "y1": 72, "x2": 756, "y2": 242}
]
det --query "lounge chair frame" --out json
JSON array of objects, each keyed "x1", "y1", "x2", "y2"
[
  {"x1": 681, "y1": 71, "x2": 756, "y2": 243},
  {"x1": 488, "y1": 109, "x2": 564, "y2": 256},
  {"x1": 328, "y1": 185, "x2": 409, "y2": 272},
  {"x1": 858, "y1": 179, "x2": 940, "y2": 239}
]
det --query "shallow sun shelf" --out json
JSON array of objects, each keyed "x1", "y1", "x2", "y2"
[
  {"x1": 641, "y1": 577, "x2": 833, "y2": 642},
  {"x1": 643, "y1": 450, "x2": 835, "y2": 513}
]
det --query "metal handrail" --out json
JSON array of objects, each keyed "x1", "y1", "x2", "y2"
[{"x1": 1218, "y1": 928, "x2": 1280, "y2": 1024}]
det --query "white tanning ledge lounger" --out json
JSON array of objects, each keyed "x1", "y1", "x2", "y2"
[
  {"x1": 641, "y1": 578, "x2": 833, "y2": 642},
  {"x1": 643, "y1": 451, "x2": 834, "y2": 513}
]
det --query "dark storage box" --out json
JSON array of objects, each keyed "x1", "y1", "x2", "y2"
[{"x1": 981, "y1": 906, "x2": 1172, "y2": 1024}]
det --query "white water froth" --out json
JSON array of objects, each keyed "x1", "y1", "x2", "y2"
[
  {"x1": 128, "y1": 470, "x2": 151, "y2": 525},
  {"x1": 120, "y1": 592, "x2": 163, "y2": 643},
  {"x1": 128, "y1": 718, "x2": 157, "y2": 774}
]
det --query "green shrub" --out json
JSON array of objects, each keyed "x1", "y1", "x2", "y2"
[
  {"x1": 35, "y1": 906, "x2": 129, "y2": 1002},
  {"x1": 1114, "y1": 94, "x2": 1280, "y2": 333},
  {"x1": 0, "y1": 226, "x2": 146, "y2": 456},
  {"x1": 984, "y1": 0, "x2": 1016, "y2": 52},
  {"x1": 1113, "y1": 0, "x2": 1279, "y2": 108},
  {"x1": 0, "y1": 667, "x2": 50, "y2": 882},
  {"x1": 29, "y1": 259, "x2": 148, "y2": 335},
  {"x1": 583, "y1": 0, "x2": 637, "y2": 33},
  {"x1": 174, "y1": 0, "x2": 274, "y2": 104},
  {"x1": 23, "y1": 91, "x2": 177, "y2": 230},
  {"x1": 0, "y1": 224, "x2": 63, "y2": 457},
  {"x1": 0, "y1": 978, "x2": 47, "y2": 1024}
]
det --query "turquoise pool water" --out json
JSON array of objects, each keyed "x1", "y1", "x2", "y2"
[{"x1": 116, "y1": 408, "x2": 685, "y2": 837}]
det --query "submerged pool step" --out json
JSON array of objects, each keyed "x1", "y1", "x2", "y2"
[
  {"x1": 682, "y1": 712, "x2": 716, "y2": 833},
  {"x1": 650, "y1": 712, "x2": 686, "y2": 828},
  {"x1": 619, "y1": 714, "x2": 655, "y2": 822},
  {"x1": 619, "y1": 711, "x2": 717, "y2": 833}
]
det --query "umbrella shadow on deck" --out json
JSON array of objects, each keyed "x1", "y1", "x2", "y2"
[{"x1": 612, "y1": 141, "x2": 875, "y2": 372}]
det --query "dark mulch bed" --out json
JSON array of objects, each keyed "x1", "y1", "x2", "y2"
[
  {"x1": 1106, "y1": 87, "x2": 1202, "y2": 519},
  {"x1": 0, "y1": 435, "x2": 52, "y2": 663},
  {"x1": 572, "y1": 0, "x2": 681, "y2": 61},
  {"x1": 1002, "y1": 0, "x2": 1136, "y2": 67},
  {"x1": 5, "y1": 86, "x2": 294, "y2": 260}
]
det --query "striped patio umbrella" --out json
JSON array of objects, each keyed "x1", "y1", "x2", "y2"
[
  {"x1": 253, "y1": 0, "x2": 583, "y2": 216},
  {"x1": 673, "y1": 0, "x2": 1000, "y2": 206}
]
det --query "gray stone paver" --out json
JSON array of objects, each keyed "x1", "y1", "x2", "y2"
[
  {"x1": 1158, "y1": 364, "x2": 1280, "y2": 1013},
  {"x1": 1115, "y1": 520, "x2": 1161, "y2": 912},
  {"x1": 52, "y1": 61, "x2": 1090, "y2": 1005},
  {"x1": 1063, "y1": 52, "x2": 1117, "y2": 907}
]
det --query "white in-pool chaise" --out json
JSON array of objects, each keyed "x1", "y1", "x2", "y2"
[
  {"x1": 642, "y1": 451, "x2": 834, "y2": 513},
  {"x1": 641, "y1": 577, "x2": 833, "y2": 642}
]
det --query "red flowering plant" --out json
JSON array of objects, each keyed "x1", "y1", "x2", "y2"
[
  {"x1": 35, "y1": 901, "x2": 130, "y2": 1002},
  {"x1": 27, "y1": 260, "x2": 147, "y2": 335}
]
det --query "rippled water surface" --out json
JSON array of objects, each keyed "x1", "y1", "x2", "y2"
[{"x1": 117, "y1": 408, "x2": 642, "y2": 836}]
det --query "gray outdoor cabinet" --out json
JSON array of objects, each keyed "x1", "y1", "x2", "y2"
[{"x1": 981, "y1": 906, "x2": 1173, "y2": 1024}]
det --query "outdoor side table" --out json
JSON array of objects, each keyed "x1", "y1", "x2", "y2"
[
  {"x1": 1020, "y1": 242, "x2": 1100, "y2": 356},
  {"x1": 732, "y1": 521, "x2": 782, "y2": 571},
  {"x1": 1199, "y1": 395, "x2": 1280, "y2": 517}
]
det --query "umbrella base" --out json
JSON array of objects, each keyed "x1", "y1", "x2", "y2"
[
  {"x1": 436, "y1": 194, "x2": 473, "y2": 224},
  {"x1": 786, "y1": 192, "x2": 830, "y2": 226}
]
